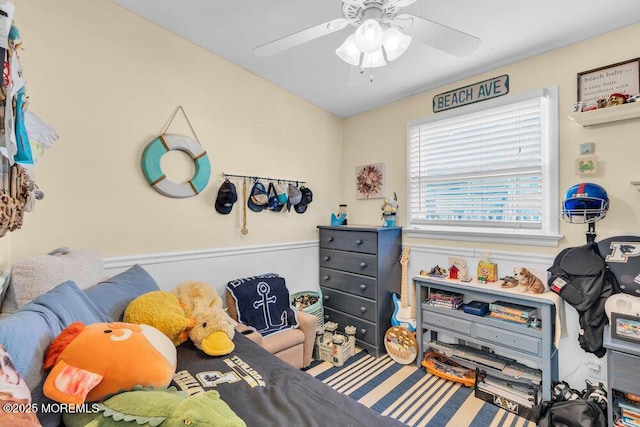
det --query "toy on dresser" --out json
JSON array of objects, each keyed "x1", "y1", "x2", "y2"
[
  {"x1": 315, "y1": 322, "x2": 356, "y2": 367},
  {"x1": 513, "y1": 267, "x2": 545, "y2": 294}
]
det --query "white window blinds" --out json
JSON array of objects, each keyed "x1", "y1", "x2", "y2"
[{"x1": 408, "y1": 93, "x2": 553, "y2": 233}]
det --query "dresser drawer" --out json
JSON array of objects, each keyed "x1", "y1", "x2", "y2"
[
  {"x1": 324, "y1": 307, "x2": 377, "y2": 348},
  {"x1": 610, "y1": 350, "x2": 640, "y2": 395},
  {"x1": 322, "y1": 287, "x2": 376, "y2": 323},
  {"x1": 319, "y1": 268, "x2": 377, "y2": 299},
  {"x1": 475, "y1": 323, "x2": 541, "y2": 356},
  {"x1": 422, "y1": 310, "x2": 473, "y2": 336},
  {"x1": 320, "y1": 249, "x2": 377, "y2": 276},
  {"x1": 319, "y1": 230, "x2": 378, "y2": 254}
]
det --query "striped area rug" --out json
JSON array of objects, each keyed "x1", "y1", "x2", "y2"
[{"x1": 306, "y1": 350, "x2": 535, "y2": 427}]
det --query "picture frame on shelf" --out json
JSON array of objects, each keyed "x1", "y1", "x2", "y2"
[
  {"x1": 577, "y1": 58, "x2": 640, "y2": 108},
  {"x1": 611, "y1": 312, "x2": 640, "y2": 344}
]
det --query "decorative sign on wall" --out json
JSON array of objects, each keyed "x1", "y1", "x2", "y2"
[
  {"x1": 141, "y1": 106, "x2": 211, "y2": 198},
  {"x1": 432, "y1": 74, "x2": 509, "y2": 113},
  {"x1": 577, "y1": 57, "x2": 640, "y2": 107}
]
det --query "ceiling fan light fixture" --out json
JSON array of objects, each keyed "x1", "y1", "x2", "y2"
[
  {"x1": 335, "y1": 34, "x2": 362, "y2": 66},
  {"x1": 354, "y1": 19, "x2": 384, "y2": 53},
  {"x1": 382, "y1": 27, "x2": 411, "y2": 61},
  {"x1": 361, "y1": 48, "x2": 386, "y2": 69}
]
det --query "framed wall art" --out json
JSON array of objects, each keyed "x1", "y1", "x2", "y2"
[
  {"x1": 355, "y1": 163, "x2": 385, "y2": 199},
  {"x1": 577, "y1": 58, "x2": 640, "y2": 107},
  {"x1": 611, "y1": 312, "x2": 640, "y2": 344}
]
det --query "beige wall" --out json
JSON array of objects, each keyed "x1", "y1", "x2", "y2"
[
  {"x1": 5, "y1": 2, "x2": 640, "y2": 266},
  {"x1": 8, "y1": 0, "x2": 343, "y2": 263},
  {"x1": 343, "y1": 23, "x2": 640, "y2": 255}
]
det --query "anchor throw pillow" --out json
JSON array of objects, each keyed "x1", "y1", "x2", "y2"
[{"x1": 226, "y1": 274, "x2": 298, "y2": 337}]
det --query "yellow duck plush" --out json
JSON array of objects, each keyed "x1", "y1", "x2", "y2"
[
  {"x1": 124, "y1": 291, "x2": 194, "y2": 346},
  {"x1": 172, "y1": 281, "x2": 237, "y2": 356}
]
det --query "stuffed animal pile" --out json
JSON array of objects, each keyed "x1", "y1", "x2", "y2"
[
  {"x1": 40, "y1": 281, "x2": 244, "y2": 425},
  {"x1": 123, "y1": 281, "x2": 237, "y2": 356}
]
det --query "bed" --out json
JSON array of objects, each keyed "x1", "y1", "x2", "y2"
[
  {"x1": 0, "y1": 257, "x2": 404, "y2": 427},
  {"x1": 173, "y1": 332, "x2": 405, "y2": 426}
]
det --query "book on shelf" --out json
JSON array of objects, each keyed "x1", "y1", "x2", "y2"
[
  {"x1": 427, "y1": 290, "x2": 464, "y2": 301},
  {"x1": 489, "y1": 311, "x2": 531, "y2": 325},
  {"x1": 428, "y1": 300, "x2": 462, "y2": 310},
  {"x1": 489, "y1": 301, "x2": 537, "y2": 319}
]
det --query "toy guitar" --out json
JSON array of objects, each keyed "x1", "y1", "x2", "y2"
[{"x1": 391, "y1": 247, "x2": 416, "y2": 332}]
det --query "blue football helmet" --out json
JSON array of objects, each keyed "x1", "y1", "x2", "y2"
[{"x1": 561, "y1": 183, "x2": 609, "y2": 224}]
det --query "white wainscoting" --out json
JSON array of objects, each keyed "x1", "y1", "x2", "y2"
[
  {"x1": 104, "y1": 240, "x2": 598, "y2": 390},
  {"x1": 103, "y1": 241, "x2": 320, "y2": 297}
]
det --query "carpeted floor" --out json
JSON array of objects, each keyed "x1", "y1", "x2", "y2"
[{"x1": 306, "y1": 349, "x2": 536, "y2": 427}]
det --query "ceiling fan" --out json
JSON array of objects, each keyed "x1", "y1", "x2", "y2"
[{"x1": 253, "y1": 0, "x2": 480, "y2": 70}]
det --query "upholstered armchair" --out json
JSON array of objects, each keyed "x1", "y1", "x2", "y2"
[{"x1": 225, "y1": 275, "x2": 317, "y2": 369}]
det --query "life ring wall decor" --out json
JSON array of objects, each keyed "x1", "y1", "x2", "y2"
[{"x1": 141, "y1": 133, "x2": 211, "y2": 198}]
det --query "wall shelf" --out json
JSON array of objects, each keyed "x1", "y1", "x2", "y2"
[{"x1": 568, "y1": 102, "x2": 640, "y2": 127}]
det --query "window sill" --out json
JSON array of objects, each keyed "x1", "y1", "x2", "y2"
[{"x1": 406, "y1": 227, "x2": 563, "y2": 247}]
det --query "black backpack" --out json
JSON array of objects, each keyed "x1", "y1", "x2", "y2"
[
  {"x1": 547, "y1": 242, "x2": 618, "y2": 357},
  {"x1": 535, "y1": 400, "x2": 606, "y2": 427}
]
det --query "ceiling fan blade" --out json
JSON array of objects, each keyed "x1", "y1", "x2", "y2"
[
  {"x1": 387, "y1": 0, "x2": 418, "y2": 7},
  {"x1": 253, "y1": 18, "x2": 349, "y2": 57},
  {"x1": 396, "y1": 13, "x2": 480, "y2": 57}
]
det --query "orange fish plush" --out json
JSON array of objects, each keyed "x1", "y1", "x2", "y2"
[{"x1": 43, "y1": 322, "x2": 176, "y2": 405}]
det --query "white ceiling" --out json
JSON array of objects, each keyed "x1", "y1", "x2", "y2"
[{"x1": 110, "y1": 0, "x2": 640, "y2": 118}]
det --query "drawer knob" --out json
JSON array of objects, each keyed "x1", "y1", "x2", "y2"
[
  {"x1": 359, "y1": 284, "x2": 367, "y2": 290},
  {"x1": 324, "y1": 314, "x2": 329, "y2": 320},
  {"x1": 360, "y1": 328, "x2": 367, "y2": 335},
  {"x1": 359, "y1": 262, "x2": 367, "y2": 268},
  {"x1": 323, "y1": 295, "x2": 329, "y2": 301},
  {"x1": 323, "y1": 275, "x2": 330, "y2": 281},
  {"x1": 360, "y1": 306, "x2": 366, "y2": 313},
  {"x1": 355, "y1": 239, "x2": 363, "y2": 245},
  {"x1": 324, "y1": 256, "x2": 331, "y2": 261},
  {"x1": 327, "y1": 237, "x2": 334, "y2": 242}
]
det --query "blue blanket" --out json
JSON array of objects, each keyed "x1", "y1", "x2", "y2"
[{"x1": 226, "y1": 274, "x2": 298, "y2": 337}]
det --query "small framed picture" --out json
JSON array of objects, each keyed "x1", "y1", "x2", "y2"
[
  {"x1": 355, "y1": 162, "x2": 385, "y2": 199},
  {"x1": 576, "y1": 156, "x2": 598, "y2": 175},
  {"x1": 611, "y1": 312, "x2": 640, "y2": 344}
]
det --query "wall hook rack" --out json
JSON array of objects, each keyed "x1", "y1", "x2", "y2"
[{"x1": 223, "y1": 173, "x2": 306, "y2": 185}]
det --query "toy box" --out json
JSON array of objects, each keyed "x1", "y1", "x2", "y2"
[{"x1": 477, "y1": 260, "x2": 498, "y2": 283}]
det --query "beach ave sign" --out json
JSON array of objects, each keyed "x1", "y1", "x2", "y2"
[{"x1": 433, "y1": 75, "x2": 509, "y2": 112}]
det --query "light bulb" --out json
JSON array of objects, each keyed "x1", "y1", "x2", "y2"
[
  {"x1": 361, "y1": 48, "x2": 386, "y2": 68},
  {"x1": 354, "y1": 19, "x2": 384, "y2": 53},
  {"x1": 335, "y1": 34, "x2": 362, "y2": 66},
  {"x1": 382, "y1": 27, "x2": 411, "y2": 61}
]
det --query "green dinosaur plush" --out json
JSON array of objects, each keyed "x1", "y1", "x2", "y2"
[{"x1": 62, "y1": 386, "x2": 246, "y2": 427}]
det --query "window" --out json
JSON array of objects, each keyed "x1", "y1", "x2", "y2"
[{"x1": 407, "y1": 87, "x2": 560, "y2": 246}]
